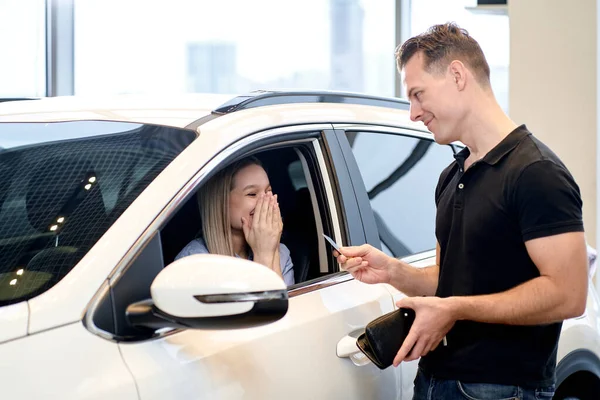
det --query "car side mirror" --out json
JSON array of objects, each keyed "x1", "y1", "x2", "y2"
[{"x1": 126, "y1": 254, "x2": 288, "y2": 330}]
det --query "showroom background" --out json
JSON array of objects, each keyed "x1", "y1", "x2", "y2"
[{"x1": 2, "y1": 0, "x2": 597, "y2": 287}]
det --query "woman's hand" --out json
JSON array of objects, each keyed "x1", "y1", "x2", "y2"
[{"x1": 242, "y1": 192, "x2": 283, "y2": 264}]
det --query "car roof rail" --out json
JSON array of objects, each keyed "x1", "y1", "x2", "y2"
[
  {"x1": 213, "y1": 90, "x2": 410, "y2": 115},
  {"x1": 0, "y1": 98, "x2": 40, "y2": 103}
]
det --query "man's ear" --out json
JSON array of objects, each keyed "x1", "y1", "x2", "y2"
[{"x1": 448, "y1": 60, "x2": 467, "y2": 90}]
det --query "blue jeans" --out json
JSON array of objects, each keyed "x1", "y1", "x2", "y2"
[{"x1": 413, "y1": 368, "x2": 555, "y2": 400}]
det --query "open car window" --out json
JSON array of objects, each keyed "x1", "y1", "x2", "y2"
[
  {"x1": 161, "y1": 143, "x2": 336, "y2": 286},
  {"x1": 0, "y1": 121, "x2": 196, "y2": 306},
  {"x1": 99, "y1": 134, "x2": 347, "y2": 340}
]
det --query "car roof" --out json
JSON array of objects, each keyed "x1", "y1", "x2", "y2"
[
  {"x1": 0, "y1": 90, "x2": 427, "y2": 134},
  {"x1": 0, "y1": 94, "x2": 231, "y2": 127}
]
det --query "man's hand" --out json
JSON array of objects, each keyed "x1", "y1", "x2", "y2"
[
  {"x1": 335, "y1": 244, "x2": 394, "y2": 285},
  {"x1": 392, "y1": 296, "x2": 456, "y2": 367}
]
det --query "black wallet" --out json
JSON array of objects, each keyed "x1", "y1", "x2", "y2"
[{"x1": 356, "y1": 308, "x2": 416, "y2": 370}]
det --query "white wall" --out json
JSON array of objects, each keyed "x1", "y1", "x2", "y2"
[{"x1": 509, "y1": 0, "x2": 597, "y2": 249}]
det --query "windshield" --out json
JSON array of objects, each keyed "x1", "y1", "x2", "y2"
[{"x1": 0, "y1": 121, "x2": 196, "y2": 306}]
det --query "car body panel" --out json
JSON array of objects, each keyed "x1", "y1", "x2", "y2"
[
  {"x1": 0, "y1": 94, "x2": 231, "y2": 127},
  {"x1": 119, "y1": 279, "x2": 402, "y2": 400},
  {"x1": 382, "y1": 253, "x2": 437, "y2": 400},
  {"x1": 0, "y1": 323, "x2": 138, "y2": 400},
  {"x1": 0, "y1": 301, "x2": 28, "y2": 343},
  {"x1": 558, "y1": 282, "x2": 600, "y2": 360}
]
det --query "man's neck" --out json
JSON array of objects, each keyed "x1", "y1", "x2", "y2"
[{"x1": 459, "y1": 96, "x2": 517, "y2": 165}]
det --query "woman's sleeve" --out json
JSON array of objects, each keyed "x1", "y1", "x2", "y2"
[
  {"x1": 174, "y1": 239, "x2": 209, "y2": 261},
  {"x1": 279, "y1": 243, "x2": 295, "y2": 286}
]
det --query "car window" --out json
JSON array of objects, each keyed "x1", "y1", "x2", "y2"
[
  {"x1": 345, "y1": 131, "x2": 454, "y2": 257},
  {"x1": 0, "y1": 121, "x2": 196, "y2": 306},
  {"x1": 161, "y1": 145, "x2": 329, "y2": 285}
]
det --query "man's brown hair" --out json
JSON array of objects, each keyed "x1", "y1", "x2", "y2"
[{"x1": 396, "y1": 22, "x2": 491, "y2": 87}]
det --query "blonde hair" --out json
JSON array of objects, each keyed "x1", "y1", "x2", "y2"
[{"x1": 198, "y1": 157, "x2": 263, "y2": 257}]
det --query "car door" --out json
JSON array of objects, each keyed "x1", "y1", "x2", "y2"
[
  {"x1": 115, "y1": 126, "x2": 403, "y2": 400},
  {"x1": 332, "y1": 124, "x2": 457, "y2": 398}
]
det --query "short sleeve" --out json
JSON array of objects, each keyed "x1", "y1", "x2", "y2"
[
  {"x1": 279, "y1": 243, "x2": 295, "y2": 286},
  {"x1": 513, "y1": 160, "x2": 584, "y2": 241}
]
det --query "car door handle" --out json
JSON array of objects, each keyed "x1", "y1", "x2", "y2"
[
  {"x1": 337, "y1": 331, "x2": 372, "y2": 366},
  {"x1": 336, "y1": 334, "x2": 361, "y2": 358}
]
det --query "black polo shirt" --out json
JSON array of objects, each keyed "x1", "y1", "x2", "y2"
[{"x1": 419, "y1": 125, "x2": 584, "y2": 387}]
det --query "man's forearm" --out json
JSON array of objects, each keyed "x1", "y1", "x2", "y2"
[
  {"x1": 389, "y1": 260, "x2": 439, "y2": 297},
  {"x1": 449, "y1": 276, "x2": 587, "y2": 325}
]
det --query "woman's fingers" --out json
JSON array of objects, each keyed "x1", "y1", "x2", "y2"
[
  {"x1": 269, "y1": 194, "x2": 276, "y2": 226},
  {"x1": 275, "y1": 201, "x2": 283, "y2": 233},
  {"x1": 241, "y1": 217, "x2": 250, "y2": 238},
  {"x1": 264, "y1": 193, "x2": 274, "y2": 225},
  {"x1": 254, "y1": 193, "x2": 265, "y2": 227},
  {"x1": 273, "y1": 194, "x2": 280, "y2": 222}
]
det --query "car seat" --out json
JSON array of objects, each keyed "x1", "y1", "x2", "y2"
[{"x1": 283, "y1": 187, "x2": 319, "y2": 283}]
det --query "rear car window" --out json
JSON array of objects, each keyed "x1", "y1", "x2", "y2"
[{"x1": 0, "y1": 121, "x2": 196, "y2": 306}]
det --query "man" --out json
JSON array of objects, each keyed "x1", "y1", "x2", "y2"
[{"x1": 336, "y1": 23, "x2": 587, "y2": 399}]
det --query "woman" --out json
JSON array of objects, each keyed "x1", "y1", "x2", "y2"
[{"x1": 176, "y1": 157, "x2": 294, "y2": 286}]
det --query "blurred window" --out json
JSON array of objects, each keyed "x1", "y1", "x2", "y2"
[
  {"x1": 410, "y1": 1, "x2": 509, "y2": 112},
  {"x1": 74, "y1": 0, "x2": 395, "y2": 97},
  {"x1": 0, "y1": 0, "x2": 46, "y2": 97}
]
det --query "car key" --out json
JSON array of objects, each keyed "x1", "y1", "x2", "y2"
[{"x1": 322, "y1": 233, "x2": 341, "y2": 252}]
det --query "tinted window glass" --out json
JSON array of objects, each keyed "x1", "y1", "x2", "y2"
[
  {"x1": 346, "y1": 131, "x2": 454, "y2": 257},
  {"x1": 0, "y1": 121, "x2": 196, "y2": 306}
]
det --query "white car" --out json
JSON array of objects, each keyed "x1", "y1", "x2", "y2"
[{"x1": 0, "y1": 91, "x2": 598, "y2": 399}]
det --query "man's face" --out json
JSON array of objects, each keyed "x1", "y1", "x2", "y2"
[{"x1": 402, "y1": 52, "x2": 461, "y2": 144}]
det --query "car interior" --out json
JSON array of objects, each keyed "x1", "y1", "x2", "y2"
[{"x1": 161, "y1": 145, "x2": 329, "y2": 285}]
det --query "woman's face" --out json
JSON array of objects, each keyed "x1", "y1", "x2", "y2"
[{"x1": 229, "y1": 163, "x2": 271, "y2": 231}]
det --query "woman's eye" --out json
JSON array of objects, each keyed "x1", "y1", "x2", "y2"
[{"x1": 247, "y1": 193, "x2": 257, "y2": 197}]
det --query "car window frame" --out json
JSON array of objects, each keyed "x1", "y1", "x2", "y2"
[{"x1": 84, "y1": 123, "x2": 362, "y2": 341}]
